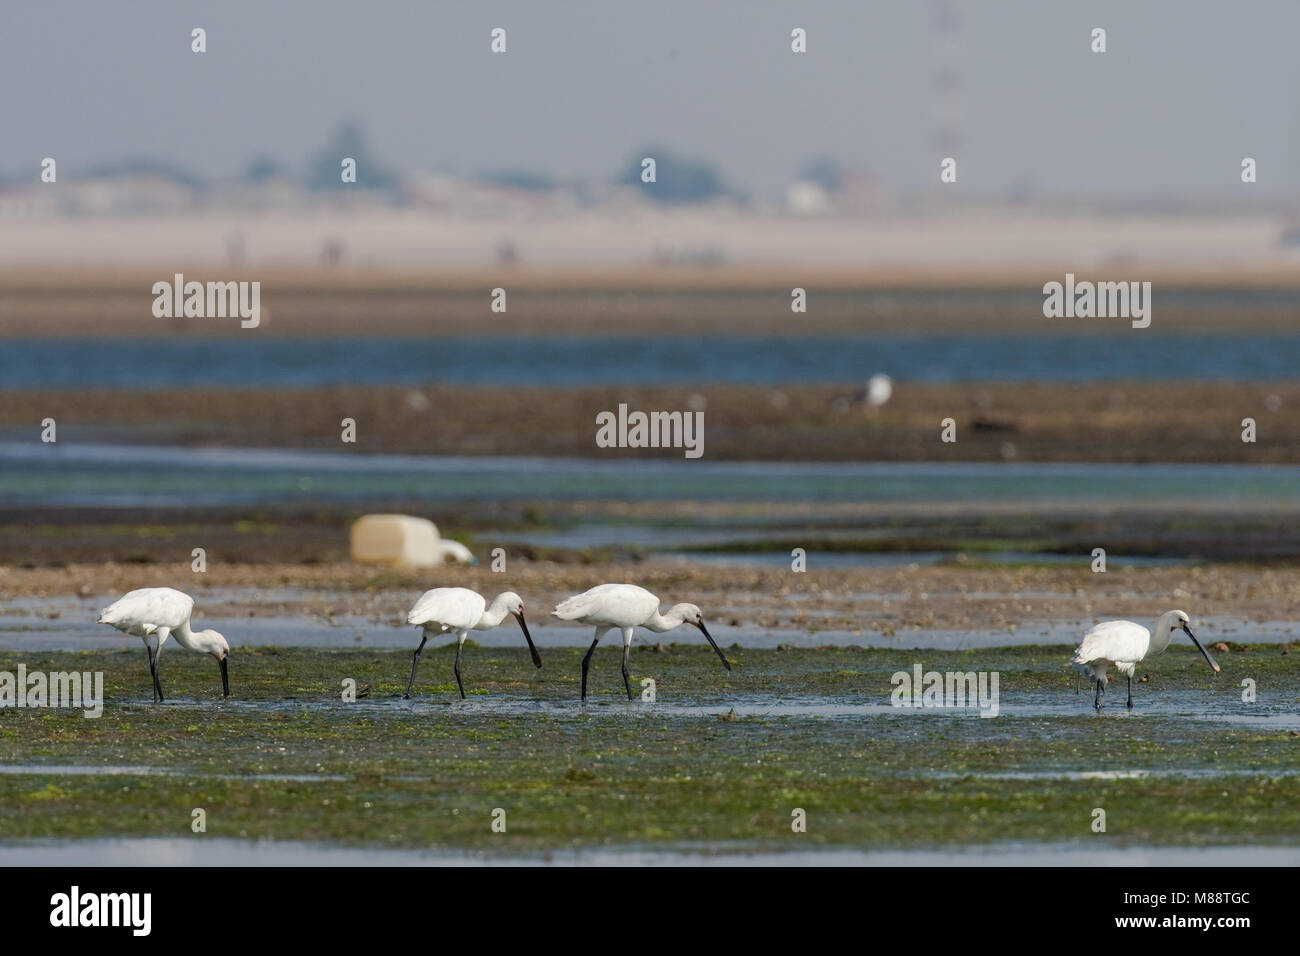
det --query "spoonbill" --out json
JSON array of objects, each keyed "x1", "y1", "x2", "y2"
[
  {"x1": 1071, "y1": 609, "x2": 1219, "y2": 711},
  {"x1": 831, "y1": 374, "x2": 893, "y2": 414},
  {"x1": 97, "y1": 587, "x2": 230, "y2": 702},
  {"x1": 552, "y1": 583, "x2": 731, "y2": 701},
  {"x1": 404, "y1": 588, "x2": 541, "y2": 699},
  {"x1": 435, "y1": 539, "x2": 476, "y2": 566}
]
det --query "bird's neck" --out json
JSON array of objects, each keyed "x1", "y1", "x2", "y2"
[
  {"x1": 645, "y1": 610, "x2": 682, "y2": 633},
  {"x1": 1150, "y1": 617, "x2": 1176, "y2": 651},
  {"x1": 475, "y1": 597, "x2": 510, "y2": 630},
  {"x1": 171, "y1": 619, "x2": 197, "y2": 646}
]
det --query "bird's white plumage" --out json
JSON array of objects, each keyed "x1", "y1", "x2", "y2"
[
  {"x1": 435, "y1": 539, "x2": 476, "y2": 565},
  {"x1": 1072, "y1": 620, "x2": 1152, "y2": 679},
  {"x1": 1069, "y1": 610, "x2": 1215, "y2": 714},
  {"x1": 407, "y1": 587, "x2": 486, "y2": 632},
  {"x1": 865, "y1": 374, "x2": 893, "y2": 408},
  {"x1": 98, "y1": 587, "x2": 195, "y2": 642},
  {"x1": 554, "y1": 582, "x2": 726, "y2": 701},
  {"x1": 401, "y1": 588, "x2": 537, "y2": 699},
  {"x1": 553, "y1": 583, "x2": 661, "y2": 627},
  {"x1": 98, "y1": 586, "x2": 230, "y2": 701}
]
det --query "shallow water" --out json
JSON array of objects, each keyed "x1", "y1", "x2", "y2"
[
  {"x1": 671, "y1": 550, "x2": 1188, "y2": 568},
  {"x1": 929, "y1": 768, "x2": 1300, "y2": 780},
  {"x1": 2, "y1": 610, "x2": 1293, "y2": 651},
  {"x1": 0, "y1": 765, "x2": 346, "y2": 782},
  {"x1": 0, "y1": 836, "x2": 1293, "y2": 866},
  {"x1": 7, "y1": 443, "x2": 1300, "y2": 508},
  {"x1": 8, "y1": 331, "x2": 1300, "y2": 389},
  {"x1": 491, "y1": 523, "x2": 1190, "y2": 568},
  {"x1": 8, "y1": 687, "x2": 1286, "y2": 732}
]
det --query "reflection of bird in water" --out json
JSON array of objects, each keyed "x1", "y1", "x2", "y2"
[{"x1": 831, "y1": 373, "x2": 893, "y2": 413}]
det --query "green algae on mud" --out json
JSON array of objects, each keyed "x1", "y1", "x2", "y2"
[
  {"x1": 5, "y1": 771, "x2": 1299, "y2": 851},
  {"x1": 1, "y1": 646, "x2": 1297, "y2": 851},
  {"x1": 1, "y1": 643, "x2": 1280, "y2": 703}
]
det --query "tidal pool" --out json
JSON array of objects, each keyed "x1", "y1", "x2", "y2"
[{"x1": 1, "y1": 837, "x2": 1295, "y2": 867}]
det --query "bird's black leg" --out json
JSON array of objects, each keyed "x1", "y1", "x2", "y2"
[
  {"x1": 581, "y1": 635, "x2": 601, "y2": 702},
  {"x1": 1127, "y1": 675, "x2": 1133, "y2": 709},
  {"x1": 152, "y1": 645, "x2": 165, "y2": 702},
  {"x1": 145, "y1": 645, "x2": 159, "y2": 703},
  {"x1": 404, "y1": 635, "x2": 427, "y2": 699},
  {"x1": 453, "y1": 640, "x2": 466, "y2": 700},
  {"x1": 622, "y1": 641, "x2": 633, "y2": 701},
  {"x1": 1094, "y1": 679, "x2": 1103, "y2": 712}
]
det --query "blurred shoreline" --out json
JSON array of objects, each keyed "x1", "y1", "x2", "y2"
[
  {"x1": 3, "y1": 381, "x2": 1297, "y2": 461},
  {"x1": 2, "y1": 205, "x2": 1297, "y2": 271},
  {"x1": 4, "y1": 269, "x2": 1300, "y2": 340}
]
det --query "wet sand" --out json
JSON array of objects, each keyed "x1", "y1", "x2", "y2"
[
  {"x1": 5, "y1": 560, "x2": 1300, "y2": 640},
  {"x1": 4, "y1": 269, "x2": 1300, "y2": 339},
  {"x1": 5, "y1": 379, "x2": 1300, "y2": 462}
]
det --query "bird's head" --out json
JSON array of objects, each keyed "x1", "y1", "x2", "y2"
[
  {"x1": 497, "y1": 592, "x2": 525, "y2": 616},
  {"x1": 498, "y1": 593, "x2": 542, "y2": 668},
  {"x1": 669, "y1": 603, "x2": 731, "y2": 672},
  {"x1": 193, "y1": 629, "x2": 229, "y2": 658},
  {"x1": 669, "y1": 603, "x2": 705, "y2": 628},
  {"x1": 197, "y1": 630, "x2": 232, "y2": 697}
]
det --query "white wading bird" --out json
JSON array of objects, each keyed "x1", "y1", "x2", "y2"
[
  {"x1": 863, "y1": 373, "x2": 893, "y2": 409},
  {"x1": 1071, "y1": 609, "x2": 1219, "y2": 711},
  {"x1": 435, "y1": 539, "x2": 476, "y2": 566},
  {"x1": 552, "y1": 583, "x2": 731, "y2": 701},
  {"x1": 97, "y1": 587, "x2": 231, "y2": 702},
  {"x1": 404, "y1": 588, "x2": 541, "y2": 699}
]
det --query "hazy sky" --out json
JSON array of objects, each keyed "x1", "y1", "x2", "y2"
[{"x1": 4, "y1": 1, "x2": 1298, "y2": 200}]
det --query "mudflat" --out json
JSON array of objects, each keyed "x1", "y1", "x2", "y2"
[
  {"x1": 5, "y1": 560, "x2": 1300, "y2": 638},
  {"x1": 4, "y1": 380, "x2": 1298, "y2": 461}
]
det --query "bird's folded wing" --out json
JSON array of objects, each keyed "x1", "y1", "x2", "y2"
[
  {"x1": 408, "y1": 587, "x2": 484, "y2": 629},
  {"x1": 552, "y1": 592, "x2": 599, "y2": 619},
  {"x1": 100, "y1": 587, "x2": 193, "y2": 629},
  {"x1": 1072, "y1": 620, "x2": 1147, "y2": 664}
]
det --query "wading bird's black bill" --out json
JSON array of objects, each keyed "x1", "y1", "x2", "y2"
[
  {"x1": 1183, "y1": 625, "x2": 1220, "y2": 673},
  {"x1": 515, "y1": 612, "x2": 543, "y2": 668},
  {"x1": 220, "y1": 657, "x2": 231, "y2": 697},
  {"x1": 695, "y1": 620, "x2": 731, "y2": 671}
]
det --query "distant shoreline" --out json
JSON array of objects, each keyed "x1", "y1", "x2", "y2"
[
  {"x1": 3, "y1": 380, "x2": 1298, "y2": 462},
  {"x1": 4, "y1": 272, "x2": 1300, "y2": 340}
]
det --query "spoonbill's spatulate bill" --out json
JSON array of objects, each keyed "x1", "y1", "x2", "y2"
[
  {"x1": 1071, "y1": 609, "x2": 1219, "y2": 711},
  {"x1": 552, "y1": 583, "x2": 731, "y2": 701},
  {"x1": 404, "y1": 588, "x2": 541, "y2": 699},
  {"x1": 97, "y1": 587, "x2": 231, "y2": 701}
]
